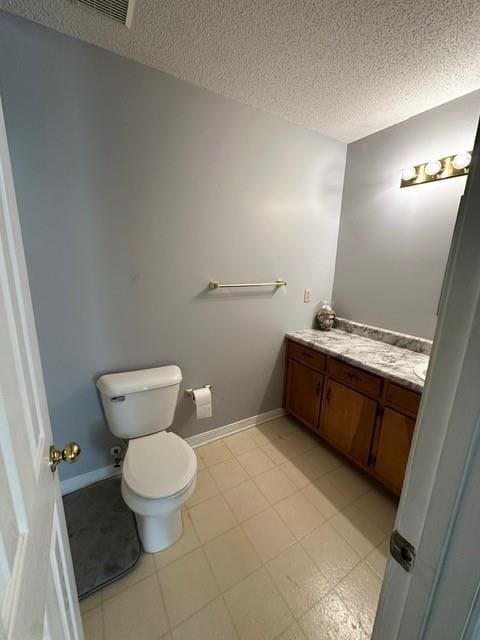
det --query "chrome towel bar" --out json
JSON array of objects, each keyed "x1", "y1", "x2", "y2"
[{"x1": 209, "y1": 278, "x2": 287, "y2": 289}]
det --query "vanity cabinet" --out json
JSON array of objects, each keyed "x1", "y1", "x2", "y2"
[
  {"x1": 370, "y1": 408, "x2": 416, "y2": 495},
  {"x1": 285, "y1": 359, "x2": 323, "y2": 431},
  {"x1": 284, "y1": 338, "x2": 421, "y2": 495},
  {"x1": 322, "y1": 380, "x2": 377, "y2": 467}
]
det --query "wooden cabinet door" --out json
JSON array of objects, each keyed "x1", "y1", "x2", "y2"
[
  {"x1": 285, "y1": 359, "x2": 323, "y2": 431},
  {"x1": 321, "y1": 380, "x2": 377, "y2": 466},
  {"x1": 372, "y1": 408, "x2": 415, "y2": 494}
]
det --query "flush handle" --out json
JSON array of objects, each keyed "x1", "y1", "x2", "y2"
[{"x1": 50, "y1": 442, "x2": 81, "y2": 473}]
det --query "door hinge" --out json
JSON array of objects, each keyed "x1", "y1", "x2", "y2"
[{"x1": 390, "y1": 530, "x2": 416, "y2": 572}]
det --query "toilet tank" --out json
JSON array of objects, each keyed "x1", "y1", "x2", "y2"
[{"x1": 96, "y1": 366, "x2": 182, "y2": 439}]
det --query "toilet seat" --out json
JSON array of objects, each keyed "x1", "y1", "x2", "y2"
[{"x1": 123, "y1": 431, "x2": 197, "y2": 499}]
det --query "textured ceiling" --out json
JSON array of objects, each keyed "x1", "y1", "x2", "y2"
[{"x1": 1, "y1": 0, "x2": 480, "y2": 142}]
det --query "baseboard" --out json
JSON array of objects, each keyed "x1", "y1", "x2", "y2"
[
  {"x1": 60, "y1": 407, "x2": 285, "y2": 495},
  {"x1": 185, "y1": 407, "x2": 286, "y2": 448},
  {"x1": 60, "y1": 464, "x2": 121, "y2": 496}
]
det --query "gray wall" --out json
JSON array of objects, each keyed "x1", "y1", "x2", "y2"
[
  {"x1": 0, "y1": 13, "x2": 346, "y2": 481},
  {"x1": 333, "y1": 90, "x2": 480, "y2": 339}
]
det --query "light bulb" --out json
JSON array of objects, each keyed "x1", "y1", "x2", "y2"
[
  {"x1": 425, "y1": 159, "x2": 442, "y2": 177},
  {"x1": 452, "y1": 151, "x2": 471, "y2": 171},
  {"x1": 401, "y1": 166, "x2": 417, "y2": 181}
]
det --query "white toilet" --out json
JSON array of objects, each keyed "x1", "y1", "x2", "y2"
[{"x1": 96, "y1": 366, "x2": 197, "y2": 553}]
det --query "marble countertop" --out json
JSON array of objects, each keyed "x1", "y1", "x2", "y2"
[{"x1": 286, "y1": 329, "x2": 429, "y2": 393}]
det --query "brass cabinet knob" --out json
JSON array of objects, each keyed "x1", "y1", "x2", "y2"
[{"x1": 50, "y1": 442, "x2": 81, "y2": 472}]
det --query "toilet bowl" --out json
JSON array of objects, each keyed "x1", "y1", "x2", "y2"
[
  {"x1": 121, "y1": 431, "x2": 197, "y2": 552},
  {"x1": 96, "y1": 365, "x2": 197, "y2": 553}
]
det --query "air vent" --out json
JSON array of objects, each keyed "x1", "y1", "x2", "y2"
[{"x1": 77, "y1": 0, "x2": 135, "y2": 27}]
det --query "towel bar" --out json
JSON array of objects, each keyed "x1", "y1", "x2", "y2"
[{"x1": 209, "y1": 279, "x2": 287, "y2": 289}]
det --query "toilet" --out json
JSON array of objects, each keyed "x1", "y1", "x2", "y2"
[{"x1": 96, "y1": 366, "x2": 197, "y2": 553}]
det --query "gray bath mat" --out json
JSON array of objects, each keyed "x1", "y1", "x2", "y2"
[{"x1": 63, "y1": 476, "x2": 141, "y2": 599}]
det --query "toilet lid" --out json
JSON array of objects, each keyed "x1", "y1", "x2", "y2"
[{"x1": 123, "y1": 431, "x2": 197, "y2": 499}]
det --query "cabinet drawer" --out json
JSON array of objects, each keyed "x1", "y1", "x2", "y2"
[
  {"x1": 386, "y1": 383, "x2": 421, "y2": 416},
  {"x1": 287, "y1": 340, "x2": 326, "y2": 372},
  {"x1": 328, "y1": 358, "x2": 382, "y2": 397}
]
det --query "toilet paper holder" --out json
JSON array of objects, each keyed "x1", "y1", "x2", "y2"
[{"x1": 185, "y1": 384, "x2": 212, "y2": 399}]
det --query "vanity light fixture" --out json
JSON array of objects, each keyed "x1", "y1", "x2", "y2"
[
  {"x1": 452, "y1": 151, "x2": 471, "y2": 171},
  {"x1": 400, "y1": 150, "x2": 473, "y2": 188},
  {"x1": 401, "y1": 166, "x2": 417, "y2": 181},
  {"x1": 424, "y1": 159, "x2": 443, "y2": 177}
]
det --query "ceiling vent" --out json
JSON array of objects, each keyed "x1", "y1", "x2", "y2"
[{"x1": 76, "y1": 0, "x2": 135, "y2": 27}]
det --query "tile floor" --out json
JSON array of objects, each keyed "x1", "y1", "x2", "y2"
[{"x1": 80, "y1": 416, "x2": 397, "y2": 640}]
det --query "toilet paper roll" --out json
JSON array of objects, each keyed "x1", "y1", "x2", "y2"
[{"x1": 192, "y1": 387, "x2": 212, "y2": 419}]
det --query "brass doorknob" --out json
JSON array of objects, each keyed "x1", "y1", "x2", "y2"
[{"x1": 49, "y1": 442, "x2": 81, "y2": 472}]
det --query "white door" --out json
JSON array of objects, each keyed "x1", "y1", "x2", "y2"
[
  {"x1": 373, "y1": 128, "x2": 480, "y2": 637},
  {"x1": 0, "y1": 98, "x2": 83, "y2": 640}
]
